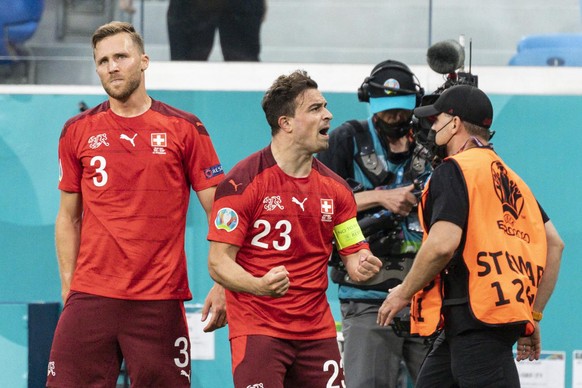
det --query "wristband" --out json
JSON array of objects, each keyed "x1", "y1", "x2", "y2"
[{"x1": 532, "y1": 311, "x2": 543, "y2": 322}]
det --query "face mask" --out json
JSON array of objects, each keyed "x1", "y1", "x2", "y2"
[
  {"x1": 426, "y1": 130, "x2": 448, "y2": 160},
  {"x1": 387, "y1": 148, "x2": 414, "y2": 164},
  {"x1": 426, "y1": 116, "x2": 456, "y2": 161},
  {"x1": 373, "y1": 115, "x2": 410, "y2": 140}
]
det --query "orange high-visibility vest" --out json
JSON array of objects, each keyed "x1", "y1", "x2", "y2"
[{"x1": 411, "y1": 148, "x2": 547, "y2": 336}]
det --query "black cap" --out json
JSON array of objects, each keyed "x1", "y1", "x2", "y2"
[{"x1": 414, "y1": 85, "x2": 493, "y2": 129}]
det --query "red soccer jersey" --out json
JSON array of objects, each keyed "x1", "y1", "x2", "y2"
[
  {"x1": 207, "y1": 146, "x2": 366, "y2": 340},
  {"x1": 58, "y1": 99, "x2": 224, "y2": 300}
]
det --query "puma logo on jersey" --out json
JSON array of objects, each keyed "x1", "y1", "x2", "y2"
[
  {"x1": 292, "y1": 197, "x2": 307, "y2": 211},
  {"x1": 229, "y1": 179, "x2": 243, "y2": 192},
  {"x1": 120, "y1": 133, "x2": 138, "y2": 147},
  {"x1": 180, "y1": 370, "x2": 190, "y2": 382}
]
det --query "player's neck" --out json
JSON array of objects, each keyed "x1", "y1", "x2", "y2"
[
  {"x1": 271, "y1": 141, "x2": 313, "y2": 178},
  {"x1": 109, "y1": 90, "x2": 152, "y2": 118}
]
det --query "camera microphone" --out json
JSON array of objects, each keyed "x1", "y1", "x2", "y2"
[{"x1": 426, "y1": 39, "x2": 465, "y2": 75}]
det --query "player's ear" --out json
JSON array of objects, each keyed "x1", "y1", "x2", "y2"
[
  {"x1": 141, "y1": 54, "x2": 149, "y2": 71},
  {"x1": 278, "y1": 116, "x2": 292, "y2": 133}
]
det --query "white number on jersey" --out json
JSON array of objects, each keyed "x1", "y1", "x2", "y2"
[
  {"x1": 250, "y1": 219, "x2": 292, "y2": 251},
  {"x1": 90, "y1": 155, "x2": 108, "y2": 187}
]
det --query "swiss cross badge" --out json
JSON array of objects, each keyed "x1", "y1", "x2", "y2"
[
  {"x1": 151, "y1": 133, "x2": 167, "y2": 155},
  {"x1": 151, "y1": 133, "x2": 167, "y2": 147},
  {"x1": 320, "y1": 198, "x2": 333, "y2": 222}
]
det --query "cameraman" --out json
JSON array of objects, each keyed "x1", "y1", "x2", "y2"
[{"x1": 317, "y1": 60, "x2": 432, "y2": 388}]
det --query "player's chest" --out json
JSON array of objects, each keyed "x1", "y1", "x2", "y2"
[
  {"x1": 78, "y1": 127, "x2": 182, "y2": 184},
  {"x1": 255, "y1": 183, "x2": 339, "y2": 225},
  {"x1": 81, "y1": 127, "x2": 176, "y2": 157}
]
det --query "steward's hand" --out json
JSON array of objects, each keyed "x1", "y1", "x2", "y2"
[
  {"x1": 516, "y1": 321, "x2": 541, "y2": 361},
  {"x1": 377, "y1": 285, "x2": 411, "y2": 326}
]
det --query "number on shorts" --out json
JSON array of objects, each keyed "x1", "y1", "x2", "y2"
[
  {"x1": 324, "y1": 359, "x2": 345, "y2": 388},
  {"x1": 174, "y1": 336, "x2": 189, "y2": 368}
]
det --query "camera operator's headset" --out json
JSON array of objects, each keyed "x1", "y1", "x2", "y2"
[
  {"x1": 352, "y1": 61, "x2": 426, "y2": 184},
  {"x1": 357, "y1": 59, "x2": 424, "y2": 112}
]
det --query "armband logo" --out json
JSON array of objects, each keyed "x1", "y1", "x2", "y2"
[{"x1": 214, "y1": 208, "x2": 239, "y2": 232}]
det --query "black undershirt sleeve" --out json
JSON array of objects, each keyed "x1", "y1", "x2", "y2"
[{"x1": 425, "y1": 160, "x2": 469, "y2": 231}]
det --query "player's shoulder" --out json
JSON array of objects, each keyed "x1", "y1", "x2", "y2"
[
  {"x1": 150, "y1": 99, "x2": 208, "y2": 135},
  {"x1": 216, "y1": 146, "x2": 275, "y2": 199},
  {"x1": 60, "y1": 101, "x2": 109, "y2": 139}
]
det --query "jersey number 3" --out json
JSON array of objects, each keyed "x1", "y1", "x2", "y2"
[{"x1": 90, "y1": 156, "x2": 108, "y2": 187}]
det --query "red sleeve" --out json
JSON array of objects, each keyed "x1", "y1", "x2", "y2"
[
  {"x1": 58, "y1": 123, "x2": 82, "y2": 192},
  {"x1": 185, "y1": 120, "x2": 224, "y2": 191},
  {"x1": 207, "y1": 181, "x2": 255, "y2": 247},
  {"x1": 339, "y1": 240, "x2": 370, "y2": 256}
]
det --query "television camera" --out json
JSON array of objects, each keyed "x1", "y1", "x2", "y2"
[{"x1": 413, "y1": 36, "x2": 480, "y2": 167}]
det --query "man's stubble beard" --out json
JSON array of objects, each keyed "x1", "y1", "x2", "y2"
[{"x1": 103, "y1": 76, "x2": 141, "y2": 101}]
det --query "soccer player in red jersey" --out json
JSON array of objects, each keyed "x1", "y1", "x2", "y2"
[
  {"x1": 207, "y1": 70, "x2": 383, "y2": 388},
  {"x1": 47, "y1": 22, "x2": 226, "y2": 387}
]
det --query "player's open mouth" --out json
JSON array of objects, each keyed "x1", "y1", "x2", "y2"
[{"x1": 319, "y1": 128, "x2": 329, "y2": 135}]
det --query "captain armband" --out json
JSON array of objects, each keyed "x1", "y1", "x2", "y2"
[
  {"x1": 532, "y1": 311, "x2": 543, "y2": 322},
  {"x1": 333, "y1": 217, "x2": 365, "y2": 250}
]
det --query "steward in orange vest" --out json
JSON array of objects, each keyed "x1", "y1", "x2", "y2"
[
  {"x1": 376, "y1": 83, "x2": 563, "y2": 388},
  {"x1": 411, "y1": 147, "x2": 547, "y2": 337}
]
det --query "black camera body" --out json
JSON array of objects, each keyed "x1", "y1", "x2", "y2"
[
  {"x1": 357, "y1": 178, "x2": 424, "y2": 242},
  {"x1": 456, "y1": 71, "x2": 478, "y2": 87}
]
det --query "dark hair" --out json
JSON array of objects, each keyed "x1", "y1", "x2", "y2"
[
  {"x1": 92, "y1": 21, "x2": 145, "y2": 54},
  {"x1": 261, "y1": 70, "x2": 318, "y2": 135}
]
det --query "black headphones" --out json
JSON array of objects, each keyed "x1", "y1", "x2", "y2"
[{"x1": 357, "y1": 60, "x2": 424, "y2": 107}]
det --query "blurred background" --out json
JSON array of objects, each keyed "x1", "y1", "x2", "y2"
[
  {"x1": 1, "y1": 1, "x2": 581, "y2": 387},
  {"x1": 2, "y1": 0, "x2": 582, "y2": 84}
]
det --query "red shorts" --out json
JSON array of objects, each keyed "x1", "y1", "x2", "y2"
[
  {"x1": 231, "y1": 335, "x2": 344, "y2": 388},
  {"x1": 46, "y1": 292, "x2": 191, "y2": 387}
]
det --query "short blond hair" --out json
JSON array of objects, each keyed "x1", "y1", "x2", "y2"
[{"x1": 92, "y1": 21, "x2": 145, "y2": 54}]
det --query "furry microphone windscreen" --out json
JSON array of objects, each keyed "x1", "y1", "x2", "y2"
[{"x1": 427, "y1": 39, "x2": 466, "y2": 74}]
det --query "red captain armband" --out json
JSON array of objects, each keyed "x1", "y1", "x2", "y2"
[{"x1": 532, "y1": 311, "x2": 543, "y2": 322}]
